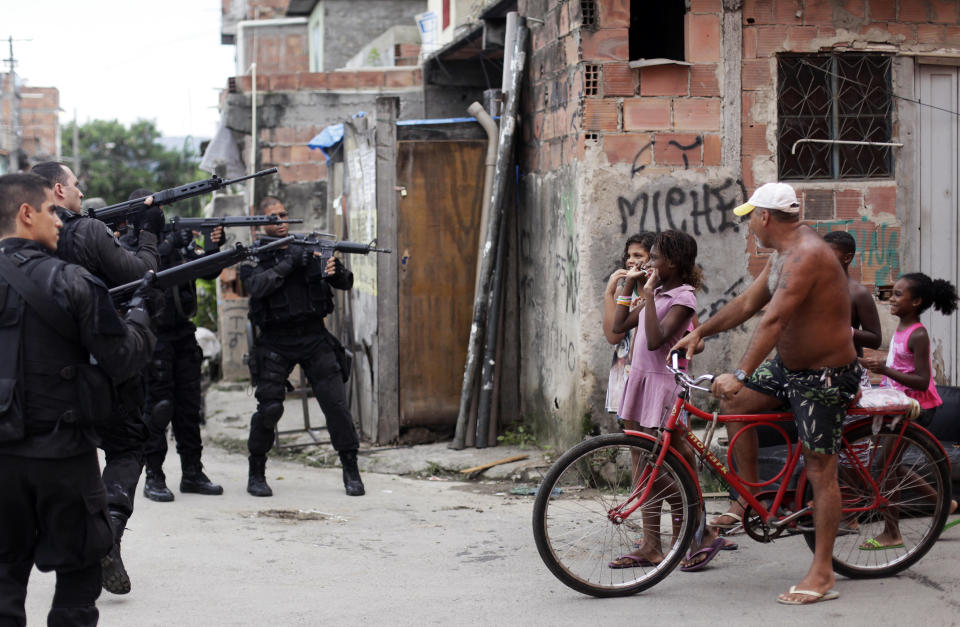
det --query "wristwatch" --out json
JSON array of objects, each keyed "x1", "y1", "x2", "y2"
[{"x1": 733, "y1": 368, "x2": 748, "y2": 383}]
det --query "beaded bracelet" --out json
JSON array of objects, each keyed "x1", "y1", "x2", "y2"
[{"x1": 616, "y1": 296, "x2": 632, "y2": 307}]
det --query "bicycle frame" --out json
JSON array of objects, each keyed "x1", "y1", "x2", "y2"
[{"x1": 610, "y1": 387, "x2": 926, "y2": 536}]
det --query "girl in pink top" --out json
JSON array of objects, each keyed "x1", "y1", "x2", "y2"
[
  {"x1": 860, "y1": 272, "x2": 959, "y2": 546},
  {"x1": 609, "y1": 231, "x2": 723, "y2": 570}
]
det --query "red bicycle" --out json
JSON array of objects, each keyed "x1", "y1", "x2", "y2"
[{"x1": 533, "y1": 356, "x2": 953, "y2": 597}]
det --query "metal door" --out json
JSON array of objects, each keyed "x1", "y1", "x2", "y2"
[{"x1": 919, "y1": 65, "x2": 959, "y2": 384}]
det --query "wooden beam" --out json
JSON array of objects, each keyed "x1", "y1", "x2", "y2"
[{"x1": 376, "y1": 96, "x2": 400, "y2": 445}]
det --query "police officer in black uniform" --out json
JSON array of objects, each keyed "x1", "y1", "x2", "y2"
[
  {"x1": 0, "y1": 173, "x2": 156, "y2": 626},
  {"x1": 240, "y1": 197, "x2": 364, "y2": 497},
  {"x1": 133, "y1": 188, "x2": 224, "y2": 502},
  {"x1": 31, "y1": 162, "x2": 163, "y2": 596}
]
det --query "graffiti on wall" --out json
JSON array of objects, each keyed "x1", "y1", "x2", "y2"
[
  {"x1": 616, "y1": 178, "x2": 747, "y2": 236},
  {"x1": 819, "y1": 217, "x2": 900, "y2": 285}
]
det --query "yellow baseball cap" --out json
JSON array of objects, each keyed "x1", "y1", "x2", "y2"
[{"x1": 733, "y1": 182, "x2": 800, "y2": 217}]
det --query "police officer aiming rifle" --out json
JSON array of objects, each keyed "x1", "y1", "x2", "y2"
[
  {"x1": 0, "y1": 173, "x2": 156, "y2": 625},
  {"x1": 240, "y1": 196, "x2": 373, "y2": 497},
  {"x1": 30, "y1": 162, "x2": 164, "y2": 597}
]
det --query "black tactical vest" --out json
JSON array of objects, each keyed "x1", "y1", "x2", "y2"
[
  {"x1": 248, "y1": 246, "x2": 334, "y2": 328},
  {"x1": 0, "y1": 249, "x2": 105, "y2": 436},
  {"x1": 157, "y1": 243, "x2": 198, "y2": 330}
]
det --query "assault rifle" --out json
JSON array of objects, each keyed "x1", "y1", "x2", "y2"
[
  {"x1": 166, "y1": 214, "x2": 304, "y2": 253},
  {"x1": 88, "y1": 168, "x2": 279, "y2": 229},
  {"x1": 259, "y1": 233, "x2": 392, "y2": 271},
  {"x1": 109, "y1": 236, "x2": 294, "y2": 305}
]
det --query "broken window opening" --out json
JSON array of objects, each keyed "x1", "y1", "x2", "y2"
[
  {"x1": 777, "y1": 53, "x2": 894, "y2": 180},
  {"x1": 629, "y1": 0, "x2": 686, "y2": 63},
  {"x1": 581, "y1": 1, "x2": 597, "y2": 28}
]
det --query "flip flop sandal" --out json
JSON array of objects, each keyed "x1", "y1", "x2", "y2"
[
  {"x1": 719, "y1": 539, "x2": 738, "y2": 551},
  {"x1": 678, "y1": 537, "x2": 724, "y2": 572},
  {"x1": 858, "y1": 538, "x2": 905, "y2": 551},
  {"x1": 776, "y1": 586, "x2": 840, "y2": 605},
  {"x1": 708, "y1": 511, "x2": 743, "y2": 529},
  {"x1": 943, "y1": 519, "x2": 960, "y2": 532},
  {"x1": 608, "y1": 554, "x2": 657, "y2": 569}
]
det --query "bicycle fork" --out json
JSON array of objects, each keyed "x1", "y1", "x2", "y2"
[{"x1": 608, "y1": 428, "x2": 677, "y2": 524}]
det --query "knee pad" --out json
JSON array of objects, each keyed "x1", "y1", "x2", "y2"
[
  {"x1": 151, "y1": 400, "x2": 173, "y2": 426},
  {"x1": 258, "y1": 402, "x2": 284, "y2": 429}
]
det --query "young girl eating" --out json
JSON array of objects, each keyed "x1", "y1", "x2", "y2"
[
  {"x1": 608, "y1": 231, "x2": 723, "y2": 571},
  {"x1": 603, "y1": 233, "x2": 655, "y2": 414}
]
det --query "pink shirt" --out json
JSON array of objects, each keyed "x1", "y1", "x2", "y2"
[{"x1": 883, "y1": 322, "x2": 942, "y2": 409}]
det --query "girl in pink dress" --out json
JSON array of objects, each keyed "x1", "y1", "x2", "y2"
[
  {"x1": 860, "y1": 272, "x2": 959, "y2": 547},
  {"x1": 609, "y1": 231, "x2": 723, "y2": 570}
]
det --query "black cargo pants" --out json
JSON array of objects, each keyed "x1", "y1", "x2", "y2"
[{"x1": 249, "y1": 330, "x2": 358, "y2": 458}]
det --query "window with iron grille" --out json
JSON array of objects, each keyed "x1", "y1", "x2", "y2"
[{"x1": 777, "y1": 53, "x2": 893, "y2": 180}]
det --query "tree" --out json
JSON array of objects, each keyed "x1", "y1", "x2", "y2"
[{"x1": 61, "y1": 119, "x2": 205, "y2": 217}]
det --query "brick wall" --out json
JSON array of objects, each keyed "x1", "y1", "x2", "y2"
[
  {"x1": 229, "y1": 67, "x2": 423, "y2": 191},
  {"x1": 520, "y1": 0, "x2": 726, "y2": 174},
  {"x1": 20, "y1": 87, "x2": 59, "y2": 164},
  {"x1": 240, "y1": 24, "x2": 310, "y2": 75},
  {"x1": 520, "y1": 0, "x2": 584, "y2": 173}
]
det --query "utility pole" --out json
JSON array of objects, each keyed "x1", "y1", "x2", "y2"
[
  {"x1": 72, "y1": 108, "x2": 79, "y2": 173},
  {"x1": 1, "y1": 36, "x2": 31, "y2": 173}
]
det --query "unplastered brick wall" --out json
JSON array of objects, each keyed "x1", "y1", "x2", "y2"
[
  {"x1": 740, "y1": 0, "x2": 960, "y2": 288},
  {"x1": 599, "y1": 0, "x2": 724, "y2": 172},
  {"x1": 520, "y1": 0, "x2": 726, "y2": 174},
  {"x1": 520, "y1": 0, "x2": 585, "y2": 172},
  {"x1": 20, "y1": 87, "x2": 59, "y2": 163}
]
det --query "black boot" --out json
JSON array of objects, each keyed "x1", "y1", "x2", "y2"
[
  {"x1": 143, "y1": 464, "x2": 174, "y2": 502},
  {"x1": 180, "y1": 458, "x2": 224, "y2": 495},
  {"x1": 247, "y1": 455, "x2": 272, "y2": 497},
  {"x1": 101, "y1": 513, "x2": 131, "y2": 595},
  {"x1": 340, "y1": 450, "x2": 365, "y2": 496}
]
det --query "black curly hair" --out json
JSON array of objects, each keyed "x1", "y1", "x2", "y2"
[
  {"x1": 620, "y1": 231, "x2": 656, "y2": 269},
  {"x1": 653, "y1": 230, "x2": 701, "y2": 290},
  {"x1": 900, "y1": 272, "x2": 959, "y2": 315}
]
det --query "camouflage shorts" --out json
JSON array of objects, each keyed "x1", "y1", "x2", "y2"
[{"x1": 744, "y1": 355, "x2": 862, "y2": 455}]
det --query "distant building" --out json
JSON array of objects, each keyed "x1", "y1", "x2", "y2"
[{"x1": 0, "y1": 72, "x2": 60, "y2": 173}]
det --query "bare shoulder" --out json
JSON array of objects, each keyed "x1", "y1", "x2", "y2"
[{"x1": 849, "y1": 279, "x2": 872, "y2": 300}]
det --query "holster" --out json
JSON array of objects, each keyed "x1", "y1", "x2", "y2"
[{"x1": 324, "y1": 329, "x2": 352, "y2": 383}]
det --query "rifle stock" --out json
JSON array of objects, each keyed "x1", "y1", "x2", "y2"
[{"x1": 167, "y1": 214, "x2": 303, "y2": 253}]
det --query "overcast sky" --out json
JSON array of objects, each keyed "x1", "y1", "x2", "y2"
[{"x1": 5, "y1": 0, "x2": 237, "y2": 140}]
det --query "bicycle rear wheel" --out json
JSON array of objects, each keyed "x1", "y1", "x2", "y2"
[
  {"x1": 532, "y1": 433, "x2": 699, "y2": 597},
  {"x1": 803, "y1": 421, "x2": 952, "y2": 578}
]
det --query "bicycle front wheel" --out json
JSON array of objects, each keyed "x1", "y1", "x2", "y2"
[
  {"x1": 803, "y1": 421, "x2": 952, "y2": 578},
  {"x1": 532, "y1": 433, "x2": 699, "y2": 597}
]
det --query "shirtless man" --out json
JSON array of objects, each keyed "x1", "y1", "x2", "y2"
[{"x1": 673, "y1": 182, "x2": 861, "y2": 605}]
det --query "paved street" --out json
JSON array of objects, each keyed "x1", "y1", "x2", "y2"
[{"x1": 21, "y1": 437, "x2": 960, "y2": 626}]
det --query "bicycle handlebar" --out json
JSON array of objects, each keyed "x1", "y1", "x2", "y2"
[{"x1": 667, "y1": 350, "x2": 715, "y2": 392}]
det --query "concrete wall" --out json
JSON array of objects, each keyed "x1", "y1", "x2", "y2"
[{"x1": 320, "y1": 0, "x2": 427, "y2": 71}]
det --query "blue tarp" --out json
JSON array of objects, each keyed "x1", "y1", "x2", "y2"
[{"x1": 307, "y1": 123, "x2": 344, "y2": 161}]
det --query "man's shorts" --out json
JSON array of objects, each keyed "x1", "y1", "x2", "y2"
[{"x1": 744, "y1": 355, "x2": 862, "y2": 455}]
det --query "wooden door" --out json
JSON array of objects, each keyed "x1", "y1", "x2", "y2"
[
  {"x1": 395, "y1": 140, "x2": 485, "y2": 425},
  {"x1": 919, "y1": 65, "x2": 959, "y2": 384}
]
